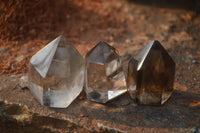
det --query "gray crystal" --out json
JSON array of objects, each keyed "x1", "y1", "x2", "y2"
[
  {"x1": 85, "y1": 41, "x2": 127, "y2": 103},
  {"x1": 127, "y1": 40, "x2": 175, "y2": 105},
  {"x1": 28, "y1": 35, "x2": 85, "y2": 108}
]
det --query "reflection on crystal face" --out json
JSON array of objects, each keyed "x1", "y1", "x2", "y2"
[
  {"x1": 85, "y1": 41, "x2": 127, "y2": 103},
  {"x1": 28, "y1": 35, "x2": 85, "y2": 108},
  {"x1": 127, "y1": 40, "x2": 175, "y2": 105}
]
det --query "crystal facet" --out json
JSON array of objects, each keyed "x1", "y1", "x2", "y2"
[
  {"x1": 127, "y1": 40, "x2": 175, "y2": 105},
  {"x1": 85, "y1": 41, "x2": 127, "y2": 103},
  {"x1": 28, "y1": 35, "x2": 85, "y2": 108}
]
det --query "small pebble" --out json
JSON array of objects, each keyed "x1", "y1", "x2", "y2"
[
  {"x1": 15, "y1": 55, "x2": 25, "y2": 63},
  {"x1": 192, "y1": 60, "x2": 197, "y2": 64},
  {"x1": 20, "y1": 76, "x2": 28, "y2": 88}
]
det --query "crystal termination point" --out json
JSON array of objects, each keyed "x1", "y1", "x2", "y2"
[
  {"x1": 28, "y1": 35, "x2": 85, "y2": 108},
  {"x1": 127, "y1": 40, "x2": 175, "y2": 105},
  {"x1": 85, "y1": 41, "x2": 127, "y2": 103}
]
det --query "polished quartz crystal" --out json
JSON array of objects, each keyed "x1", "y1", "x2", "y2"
[
  {"x1": 28, "y1": 35, "x2": 85, "y2": 108},
  {"x1": 85, "y1": 41, "x2": 127, "y2": 103},
  {"x1": 127, "y1": 40, "x2": 175, "y2": 105}
]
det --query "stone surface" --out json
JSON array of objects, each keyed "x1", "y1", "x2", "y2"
[
  {"x1": 28, "y1": 35, "x2": 85, "y2": 108},
  {"x1": 127, "y1": 40, "x2": 175, "y2": 105},
  {"x1": 0, "y1": 75, "x2": 200, "y2": 133},
  {"x1": 0, "y1": 100, "x2": 89, "y2": 133},
  {"x1": 85, "y1": 41, "x2": 127, "y2": 103}
]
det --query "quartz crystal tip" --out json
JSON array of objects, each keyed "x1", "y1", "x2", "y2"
[
  {"x1": 28, "y1": 35, "x2": 85, "y2": 108},
  {"x1": 85, "y1": 41, "x2": 127, "y2": 103},
  {"x1": 127, "y1": 40, "x2": 175, "y2": 105}
]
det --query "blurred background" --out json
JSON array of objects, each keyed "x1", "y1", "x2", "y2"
[{"x1": 0, "y1": 0, "x2": 199, "y2": 92}]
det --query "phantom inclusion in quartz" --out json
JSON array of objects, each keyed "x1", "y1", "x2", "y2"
[
  {"x1": 127, "y1": 40, "x2": 175, "y2": 105},
  {"x1": 28, "y1": 35, "x2": 85, "y2": 108},
  {"x1": 85, "y1": 41, "x2": 127, "y2": 103}
]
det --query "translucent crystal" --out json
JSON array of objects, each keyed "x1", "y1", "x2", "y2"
[
  {"x1": 127, "y1": 40, "x2": 175, "y2": 105},
  {"x1": 85, "y1": 41, "x2": 127, "y2": 103},
  {"x1": 28, "y1": 35, "x2": 85, "y2": 108}
]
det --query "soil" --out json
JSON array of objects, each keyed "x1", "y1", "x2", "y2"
[{"x1": 0, "y1": 0, "x2": 200, "y2": 132}]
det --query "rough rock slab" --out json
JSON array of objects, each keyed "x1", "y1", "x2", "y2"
[
  {"x1": 0, "y1": 100, "x2": 89, "y2": 133},
  {"x1": 0, "y1": 75, "x2": 200, "y2": 133}
]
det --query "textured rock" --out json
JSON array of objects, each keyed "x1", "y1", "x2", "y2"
[
  {"x1": 0, "y1": 100, "x2": 90, "y2": 133},
  {"x1": 0, "y1": 69, "x2": 200, "y2": 133}
]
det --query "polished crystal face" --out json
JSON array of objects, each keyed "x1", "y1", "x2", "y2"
[
  {"x1": 127, "y1": 40, "x2": 175, "y2": 105},
  {"x1": 28, "y1": 35, "x2": 85, "y2": 108},
  {"x1": 85, "y1": 41, "x2": 127, "y2": 103}
]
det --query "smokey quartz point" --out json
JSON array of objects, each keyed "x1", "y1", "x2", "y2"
[
  {"x1": 127, "y1": 40, "x2": 175, "y2": 105},
  {"x1": 85, "y1": 41, "x2": 127, "y2": 103},
  {"x1": 28, "y1": 35, "x2": 85, "y2": 108}
]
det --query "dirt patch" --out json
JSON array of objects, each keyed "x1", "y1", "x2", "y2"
[{"x1": 0, "y1": 0, "x2": 125, "y2": 74}]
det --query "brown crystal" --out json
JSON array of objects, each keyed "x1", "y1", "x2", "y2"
[{"x1": 127, "y1": 40, "x2": 175, "y2": 105}]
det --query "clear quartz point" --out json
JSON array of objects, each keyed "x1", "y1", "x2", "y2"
[
  {"x1": 127, "y1": 40, "x2": 175, "y2": 105},
  {"x1": 85, "y1": 41, "x2": 127, "y2": 103},
  {"x1": 28, "y1": 35, "x2": 85, "y2": 108}
]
